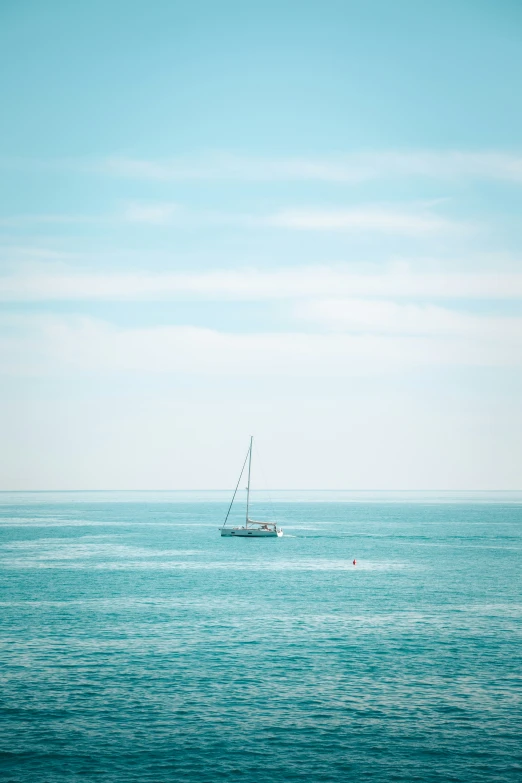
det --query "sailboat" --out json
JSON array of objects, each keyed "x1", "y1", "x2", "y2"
[{"x1": 220, "y1": 437, "x2": 283, "y2": 537}]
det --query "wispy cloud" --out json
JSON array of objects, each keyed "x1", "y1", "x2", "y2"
[
  {"x1": 100, "y1": 150, "x2": 522, "y2": 183},
  {"x1": 3, "y1": 150, "x2": 522, "y2": 183},
  {"x1": 2, "y1": 265, "x2": 522, "y2": 302},
  {"x1": 2, "y1": 314, "x2": 521, "y2": 379},
  {"x1": 265, "y1": 206, "x2": 458, "y2": 234},
  {"x1": 0, "y1": 214, "x2": 100, "y2": 226},
  {"x1": 122, "y1": 201, "x2": 182, "y2": 225},
  {"x1": 0, "y1": 201, "x2": 460, "y2": 236},
  {"x1": 296, "y1": 298, "x2": 522, "y2": 338}
]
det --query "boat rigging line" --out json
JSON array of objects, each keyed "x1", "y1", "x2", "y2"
[{"x1": 221, "y1": 443, "x2": 251, "y2": 529}]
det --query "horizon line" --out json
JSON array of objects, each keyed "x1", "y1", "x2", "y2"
[{"x1": 1, "y1": 489, "x2": 521, "y2": 494}]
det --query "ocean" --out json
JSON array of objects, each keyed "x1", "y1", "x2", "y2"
[{"x1": 1, "y1": 491, "x2": 521, "y2": 782}]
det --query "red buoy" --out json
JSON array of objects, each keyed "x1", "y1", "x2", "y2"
[{"x1": 353, "y1": 559, "x2": 356, "y2": 566}]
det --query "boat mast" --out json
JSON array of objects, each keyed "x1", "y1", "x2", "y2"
[{"x1": 246, "y1": 435, "x2": 253, "y2": 525}]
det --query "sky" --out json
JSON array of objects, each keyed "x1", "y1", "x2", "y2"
[{"x1": 1, "y1": 0, "x2": 522, "y2": 490}]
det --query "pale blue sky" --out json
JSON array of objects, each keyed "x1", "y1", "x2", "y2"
[{"x1": 1, "y1": 1, "x2": 522, "y2": 489}]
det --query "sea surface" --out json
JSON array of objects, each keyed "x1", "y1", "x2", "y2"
[{"x1": 0, "y1": 491, "x2": 521, "y2": 782}]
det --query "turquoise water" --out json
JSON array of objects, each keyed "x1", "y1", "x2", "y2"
[{"x1": 1, "y1": 492, "x2": 521, "y2": 782}]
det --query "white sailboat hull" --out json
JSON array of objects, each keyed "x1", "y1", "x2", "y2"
[{"x1": 221, "y1": 527, "x2": 283, "y2": 537}]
